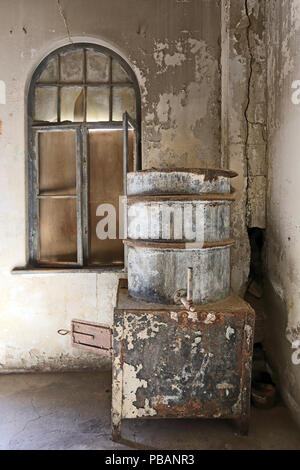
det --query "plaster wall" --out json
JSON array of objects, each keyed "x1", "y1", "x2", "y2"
[
  {"x1": 0, "y1": 0, "x2": 222, "y2": 371},
  {"x1": 265, "y1": 0, "x2": 300, "y2": 426},
  {"x1": 222, "y1": 0, "x2": 267, "y2": 295}
]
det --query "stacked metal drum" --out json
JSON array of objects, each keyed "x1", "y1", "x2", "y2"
[{"x1": 124, "y1": 168, "x2": 237, "y2": 304}]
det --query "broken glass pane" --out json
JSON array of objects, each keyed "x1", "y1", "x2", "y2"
[
  {"x1": 34, "y1": 87, "x2": 57, "y2": 122},
  {"x1": 112, "y1": 87, "x2": 136, "y2": 121},
  {"x1": 38, "y1": 56, "x2": 58, "y2": 83},
  {"x1": 61, "y1": 86, "x2": 84, "y2": 122},
  {"x1": 112, "y1": 59, "x2": 131, "y2": 82},
  {"x1": 86, "y1": 87, "x2": 109, "y2": 122},
  {"x1": 86, "y1": 51, "x2": 110, "y2": 83},
  {"x1": 60, "y1": 49, "x2": 84, "y2": 82}
]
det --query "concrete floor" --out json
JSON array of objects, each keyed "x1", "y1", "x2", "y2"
[{"x1": 0, "y1": 370, "x2": 300, "y2": 450}]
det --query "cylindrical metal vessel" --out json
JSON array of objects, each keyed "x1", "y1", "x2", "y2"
[
  {"x1": 127, "y1": 199, "x2": 232, "y2": 243},
  {"x1": 125, "y1": 241, "x2": 233, "y2": 304},
  {"x1": 126, "y1": 168, "x2": 237, "y2": 305}
]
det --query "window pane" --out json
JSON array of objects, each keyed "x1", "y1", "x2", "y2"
[
  {"x1": 39, "y1": 198, "x2": 77, "y2": 264},
  {"x1": 86, "y1": 51, "x2": 110, "y2": 82},
  {"x1": 38, "y1": 56, "x2": 58, "y2": 83},
  {"x1": 34, "y1": 87, "x2": 57, "y2": 122},
  {"x1": 112, "y1": 87, "x2": 136, "y2": 121},
  {"x1": 112, "y1": 59, "x2": 131, "y2": 82},
  {"x1": 61, "y1": 87, "x2": 84, "y2": 122},
  {"x1": 86, "y1": 87, "x2": 109, "y2": 122},
  {"x1": 39, "y1": 131, "x2": 76, "y2": 196},
  {"x1": 88, "y1": 129, "x2": 134, "y2": 265},
  {"x1": 60, "y1": 49, "x2": 84, "y2": 82}
]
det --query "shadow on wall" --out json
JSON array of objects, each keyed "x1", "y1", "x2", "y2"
[{"x1": 245, "y1": 227, "x2": 265, "y2": 343}]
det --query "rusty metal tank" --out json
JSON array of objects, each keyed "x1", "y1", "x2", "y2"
[{"x1": 125, "y1": 168, "x2": 237, "y2": 304}]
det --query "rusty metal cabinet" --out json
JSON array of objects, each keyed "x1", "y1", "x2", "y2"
[
  {"x1": 61, "y1": 279, "x2": 254, "y2": 441},
  {"x1": 111, "y1": 279, "x2": 255, "y2": 440}
]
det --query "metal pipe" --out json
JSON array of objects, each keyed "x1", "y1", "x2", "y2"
[
  {"x1": 187, "y1": 267, "x2": 193, "y2": 302},
  {"x1": 173, "y1": 267, "x2": 195, "y2": 311}
]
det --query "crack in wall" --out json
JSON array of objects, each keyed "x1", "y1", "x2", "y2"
[
  {"x1": 244, "y1": 0, "x2": 254, "y2": 225},
  {"x1": 247, "y1": 120, "x2": 267, "y2": 143},
  {"x1": 57, "y1": 0, "x2": 73, "y2": 44}
]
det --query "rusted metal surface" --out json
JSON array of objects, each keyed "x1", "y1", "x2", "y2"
[
  {"x1": 126, "y1": 193, "x2": 236, "y2": 202},
  {"x1": 126, "y1": 244, "x2": 232, "y2": 304},
  {"x1": 71, "y1": 319, "x2": 112, "y2": 356},
  {"x1": 127, "y1": 168, "x2": 237, "y2": 196},
  {"x1": 112, "y1": 281, "x2": 255, "y2": 438},
  {"x1": 124, "y1": 239, "x2": 235, "y2": 249}
]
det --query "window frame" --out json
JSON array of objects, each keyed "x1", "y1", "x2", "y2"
[{"x1": 27, "y1": 43, "x2": 141, "y2": 269}]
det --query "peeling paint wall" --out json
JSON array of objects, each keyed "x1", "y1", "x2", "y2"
[
  {"x1": 140, "y1": 2, "x2": 221, "y2": 169},
  {"x1": 0, "y1": 0, "x2": 274, "y2": 376},
  {"x1": 265, "y1": 0, "x2": 300, "y2": 427},
  {"x1": 144, "y1": 31, "x2": 221, "y2": 168},
  {"x1": 0, "y1": 0, "x2": 222, "y2": 371}
]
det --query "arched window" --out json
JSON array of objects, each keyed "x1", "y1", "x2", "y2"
[{"x1": 27, "y1": 43, "x2": 141, "y2": 269}]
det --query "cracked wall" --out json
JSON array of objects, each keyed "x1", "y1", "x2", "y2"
[
  {"x1": 0, "y1": 0, "x2": 270, "y2": 374},
  {"x1": 0, "y1": 0, "x2": 222, "y2": 371},
  {"x1": 222, "y1": 0, "x2": 267, "y2": 295},
  {"x1": 244, "y1": 0, "x2": 267, "y2": 230},
  {"x1": 265, "y1": 0, "x2": 300, "y2": 427}
]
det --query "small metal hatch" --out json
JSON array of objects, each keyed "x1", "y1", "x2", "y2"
[{"x1": 58, "y1": 319, "x2": 112, "y2": 356}]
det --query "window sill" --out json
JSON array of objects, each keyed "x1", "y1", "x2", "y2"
[{"x1": 11, "y1": 266, "x2": 126, "y2": 275}]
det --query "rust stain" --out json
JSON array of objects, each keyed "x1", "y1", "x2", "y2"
[
  {"x1": 123, "y1": 239, "x2": 235, "y2": 250},
  {"x1": 113, "y1": 281, "x2": 255, "y2": 433},
  {"x1": 153, "y1": 398, "x2": 231, "y2": 418},
  {"x1": 126, "y1": 193, "x2": 235, "y2": 203}
]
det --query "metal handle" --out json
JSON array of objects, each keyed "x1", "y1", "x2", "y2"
[{"x1": 57, "y1": 329, "x2": 70, "y2": 336}]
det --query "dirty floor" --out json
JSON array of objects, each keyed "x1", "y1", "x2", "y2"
[{"x1": 0, "y1": 370, "x2": 299, "y2": 450}]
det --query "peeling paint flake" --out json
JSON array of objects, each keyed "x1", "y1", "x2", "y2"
[
  {"x1": 244, "y1": 324, "x2": 252, "y2": 348},
  {"x1": 216, "y1": 382, "x2": 234, "y2": 390},
  {"x1": 170, "y1": 311, "x2": 178, "y2": 321},
  {"x1": 226, "y1": 326, "x2": 235, "y2": 340},
  {"x1": 204, "y1": 313, "x2": 216, "y2": 324},
  {"x1": 122, "y1": 362, "x2": 157, "y2": 418}
]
